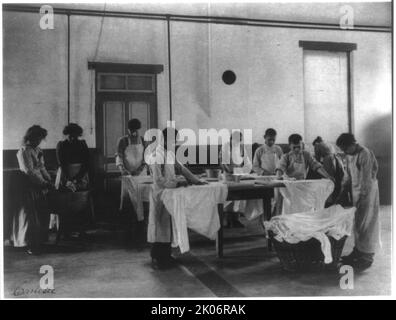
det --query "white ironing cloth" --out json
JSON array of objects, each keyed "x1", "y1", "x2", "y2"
[
  {"x1": 161, "y1": 182, "x2": 228, "y2": 253},
  {"x1": 120, "y1": 175, "x2": 152, "y2": 221},
  {"x1": 279, "y1": 179, "x2": 334, "y2": 215}
]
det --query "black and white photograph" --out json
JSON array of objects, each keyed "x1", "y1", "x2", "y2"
[{"x1": 0, "y1": 0, "x2": 393, "y2": 302}]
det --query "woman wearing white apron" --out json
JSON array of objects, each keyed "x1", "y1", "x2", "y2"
[
  {"x1": 275, "y1": 134, "x2": 333, "y2": 216},
  {"x1": 253, "y1": 128, "x2": 283, "y2": 225},
  {"x1": 276, "y1": 134, "x2": 332, "y2": 181},
  {"x1": 253, "y1": 128, "x2": 283, "y2": 176},
  {"x1": 147, "y1": 127, "x2": 206, "y2": 270},
  {"x1": 116, "y1": 118, "x2": 147, "y2": 177},
  {"x1": 116, "y1": 119, "x2": 148, "y2": 247},
  {"x1": 336, "y1": 133, "x2": 380, "y2": 271}
]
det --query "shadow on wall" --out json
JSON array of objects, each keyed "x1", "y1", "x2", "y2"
[{"x1": 363, "y1": 114, "x2": 392, "y2": 205}]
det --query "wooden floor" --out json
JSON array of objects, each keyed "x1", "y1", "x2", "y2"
[{"x1": 3, "y1": 206, "x2": 392, "y2": 298}]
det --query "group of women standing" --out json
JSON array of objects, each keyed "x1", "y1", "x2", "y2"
[
  {"x1": 140, "y1": 125, "x2": 379, "y2": 271},
  {"x1": 10, "y1": 123, "x2": 90, "y2": 254},
  {"x1": 8, "y1": 119, "x2": 380, "y2": 272}
]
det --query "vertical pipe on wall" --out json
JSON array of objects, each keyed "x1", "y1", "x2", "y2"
[
  {"x1": 347, "y1": 51, "x2": 354, "y2": 134},
  {"x1": 67, "y1": 12, "x2": 71, "y2": 124},
  {"x1": 166, "y1": 15, "x2": 173, "y2": 121}
]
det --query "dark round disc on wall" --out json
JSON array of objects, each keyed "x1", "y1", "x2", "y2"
[{"x1": 222, "y1": 70, "x2": 236, "y2": 85}]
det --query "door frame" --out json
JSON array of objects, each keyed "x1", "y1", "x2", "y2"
[
  {"x1": 95, "y1": 92, "x2": 158, "y2": 177},
  {"x1": 299, "y1": 40, "x2": 356, "y2": 135}
]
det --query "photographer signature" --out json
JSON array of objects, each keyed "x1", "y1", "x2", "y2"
[{"x1": 13, "y1": 286, "x2": 56, "y2": 297}]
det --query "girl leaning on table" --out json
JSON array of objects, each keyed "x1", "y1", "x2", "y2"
[
  {"x1": 275, "y1": 134, "x2": 332, "y2": 181},
  {"x1": 145, "y1": 127, "x2": 206, "y2": 270}
]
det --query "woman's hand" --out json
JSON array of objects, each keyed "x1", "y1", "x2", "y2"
[
  {"x1": 132, "y1": 165, "x2": 146, "y2": 176},
  {"x1": 177, "y1": 180, "x2": 189, "y2": 188},
  {"x1": 45, "y1": 181, "x2": 55, "y2": 190},
  {"x1": 118, "y1": 165, "x2": 130, "y2": 176},
  {"x1": 276, "y1": 174, "x2": 283, "y2": 180},
  {"x1": 194, "y1": 180, "x2": 208, "y2": 186},
  {"x1": 275, "y1": 169, "x2": 283, "y2": 180},
  {"x1": 66, "y1": 180, "x2": 77, "y2": 192},
  {"x1": 121, "y1": 168, "x2": 130, "y2": 176}
]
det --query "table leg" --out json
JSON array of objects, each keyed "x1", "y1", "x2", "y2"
[
  {"x1": 216, "y1": 203, "x2": 224, "y2": 258},
  {"x1": 263, "y1": 196, "x2": 273, "y2": 251}
]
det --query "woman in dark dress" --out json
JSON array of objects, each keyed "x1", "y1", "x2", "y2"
[{"x1": 55, "y1": 123, "x2": 90, "y2": 191}]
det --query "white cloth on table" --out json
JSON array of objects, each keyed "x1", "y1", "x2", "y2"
[
  {"x1": 120, "y1": 175, "x2": 152, "y2": 221},
  {"x1": 279, "y1": 179, "x2": 334, "y2": 215},
  {"x1": 161, "y1": 182, "x2": 228, "y2": 253},
  {"x1": 264, "y1": 205, "x2": 355, "y2": 263}
]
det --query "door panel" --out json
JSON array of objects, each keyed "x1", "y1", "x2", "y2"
[
  {"x1": 303, "y1": 50, "x2": 349, "y2": 150},
  {"x1": 103, "y1": 101, "x2": 125, "y2": 172}
]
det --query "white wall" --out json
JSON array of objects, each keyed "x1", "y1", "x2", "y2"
[
  {"x1": 3, "y1": 7, "x2": 391, "y2": 149},
  {"x1": 2, "y1": 5, "x2": 392, "y2": 202},
  {"x1": 3, "y1": 12, "x2": 68, "y2": 149},
  {"x1": 69, "y1": 15, "x2": 169, "y2": 147},
  {"x1": 171, "y1": 22, "x2": 391, "y2": 148}
]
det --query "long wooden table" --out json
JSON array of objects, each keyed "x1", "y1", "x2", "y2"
[
  {"x1": 216, "y1": 181, "x2": 285, "y2": 258},
  {"x1": 121, "y1": 175, "x2": 284, "y2": 257}
]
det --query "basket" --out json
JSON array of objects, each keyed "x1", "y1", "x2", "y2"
[{"x1": 269, "y1": 231, "x2": 347, "y2": 272}]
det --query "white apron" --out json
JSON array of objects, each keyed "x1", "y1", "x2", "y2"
[
  {"x1": 275, "y1": 154, "x2": 308, "y2": 215},
  {"x1": 287, "y1": 155, "x2": 307, "y2": 180},
  {"x1": 260, "y1": 151, "x2": 279, "y2": 175},
  {"x1": 348, "y1": 152, "x2": 381, "y2": 254},
  {"x1": 147, "y1": 147, "x2": 178, "y2": 243},
  {"x1": 124, "y1": 139, "x2": 145, "y2": 175}
]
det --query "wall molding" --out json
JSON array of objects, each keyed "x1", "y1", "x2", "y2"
[{"x1": 3, "y1": 4, "x2": 391, "y2": 33}]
